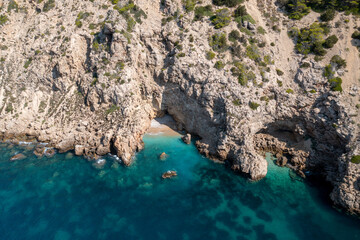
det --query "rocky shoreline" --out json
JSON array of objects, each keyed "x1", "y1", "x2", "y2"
[{"x1": 0, "y1": 0, "x2": 360, "y2": 214}]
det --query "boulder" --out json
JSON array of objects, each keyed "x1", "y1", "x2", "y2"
[
  {"x1": 44, "y1": 148, "x2": 56, "y2": 158},
  {"x1": 276, "y1": 156, "x2": 288, "y2": 167},
  {"x1": 33, "y1": 146, "x2": 45, "y2": 157},
  {"x1": 10, "y1": 153, "x2": 26, "y2": 161},
  {"x1": 159, "y1": 152, "x2": 168, "y2": 160},
  {"x1": 74, "y1": 145, "x2": 85, "y2": 156},
  {"x1": 181, "y1": 133, "x2": 191, "y2": 144},
  {"x1": 162, "y1": 170, "x2": 177, "y2": 179}
]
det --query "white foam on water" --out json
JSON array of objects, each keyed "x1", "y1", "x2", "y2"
[{"x1": 18, "y1": 141, "x2": 34, "y2": 145}]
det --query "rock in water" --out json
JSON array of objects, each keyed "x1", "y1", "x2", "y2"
[
  {"x1": 162, "y1": 171, "x2": 177, "y2": 179},
  {"x1": 33, "y1": 146, "x2": 45, "y2": 157},
  {"x1": 159, "y1": 152, "x2": 168, "y2": 160},
  {"x1": 181, "y1": 134, "x2": 191, "y2": 144},
  {"x1": 44, "y1": 148, "x2": 56, "y2": 158},
  {"x1": 10, "y1": 153, "x2": 26, "y2": 161},
  {"x1": 276, "y1": 156, "x2": 288, "y2": 167}
]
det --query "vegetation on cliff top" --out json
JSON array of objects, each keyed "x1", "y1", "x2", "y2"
[{"x1": 280, "y1": 0, "x2": 360, "y2": 20}]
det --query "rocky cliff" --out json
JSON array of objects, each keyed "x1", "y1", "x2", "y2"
[{"x1": 1, "y1": 0, "x2": 360, "y2": 213}]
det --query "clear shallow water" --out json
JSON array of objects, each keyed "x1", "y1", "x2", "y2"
[{"x1": 1, "y1": 135, "x2": 360, "y2": 240}]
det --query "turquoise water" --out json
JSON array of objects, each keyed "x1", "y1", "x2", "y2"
[{"x1": 1, "y1": 135, "x2": 360, "y2": 240}]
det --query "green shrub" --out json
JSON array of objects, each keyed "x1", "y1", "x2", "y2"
[
  {"x1": 323, "y1": 35, "x2": 338, "y2": 48},
  {"x1": 206, "y1": 51, "x2": 216, "y2": 60},
  {"x1": 352, "y1": 31, "x2": 360, "y2": 40},
  {"x1": 249, "y1": 101, "x2": 260, "y2": 110},
  {"x1": 194, "y1": 5, "x2": 213, "y2": 21},
  {"x1": 329, "y1": 77, "x2": 342, "y2": 92},
  {"x1": 24, "y1": 58, "x2": 32, "y2": 69},
  {"x1": 0, "y1": 15, "x2": 8, "y2": 25},
  {"x1": 276, "y1": 69, "x2": 284, "y2": 76},
  {"x1": 286, "y1": 88, "x2": 294, "y2": 93},
  {"x1": 183, "y1": 0, "x2": 196, "y2": 12},
  {"x1": 211, "y1": 8, "x2": 231, "y2": 29},
  {"x1": 351, "y1": 155, "x2": 360, "y2": 164},
  {"x1": 8, "y1": 0, "x2": 19, "y2": 12},
  {"x1": 257, "y1": 26, "x2": 266, "y2": 34},
  {"x1": 300, "y1": 62, "x2": 311, "y2": 68},
  {"x1": 232, "y1": 99, "x2": 241, "y2": 106},
  {"x1": 106, "y1": 104, "x2": 120, "y2": 114},
  {"x1": 320, "y1": 9, "x2": 336, "y2": 22},
  {"x1": 330, "y1": 55, "x2": 346, "y2": 69},
  {"x1": 214, "y1": 60, "x2": 225, "y2": 69},
  {"x1": 285, "y1": 0, "x2": 311, "y2": 20},
  {"x1": 312, "y1": 42, "x2": 327, "y2": 56},
  {"x1": 228, "y1": 30, "x2": 241, "y2": 42},
  {"x1": 323, "y1": 64, "x2": 334, "y2": 79},
  {"x1": 43, "y1": 0, "x2": 55, "y2": 12},
  {"x1": 291, "y1": 23, "x2": 328, "y2": 56},
  {"x1": 209, "y1": 33, "x2": 228, "y2": 52},
  {"x1": 234, "y1": 5, "x2": 247, "y2": 17},
  {"x1": 246, "y1": 44, "x2": 261, "y2": 62},
  {"x1": 177, "y1": 52, "x2": 185, "y2": 58},
  {"x1": 213, "y1": 0, "x2": 243, "y2": 7}
]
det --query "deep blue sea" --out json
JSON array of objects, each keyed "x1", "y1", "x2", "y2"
[{"x1": 1, "y1": 134, "x2": 360, "y2": 240}]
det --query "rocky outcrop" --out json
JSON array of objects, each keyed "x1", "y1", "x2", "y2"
[
  {"x1": 10, "y1": 153, "x2": 26, "y2": 161},
  {"x1": 182, "y1": 134, "x2": 191, "y2": 144},
  {"x1": 162, "y1": 170, "x2": 177, "y2": 179},
  {"x1": 0, "y1": 0, "x2": 359, "y2": 213}
]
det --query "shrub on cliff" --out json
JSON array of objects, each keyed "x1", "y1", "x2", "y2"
[
  {"x1": 284, "y1": 0, "x2": 311, "y2": 20},
  {"x1": 290, "y1": 23, "x2": 329, "y2": 56},
  {"x1": 206, "y1": 51, "x2": 216, "y2": 60},
  {"x1": 330, "y1": 55, "x2": 346, "y2": 69},
  {"x1": 228, "y1": 30, "x2": 241, "y2": 42},
  {"x1": 249, "y1": 101, "x2": 260, "y2": 110},
  {"x1": 234, "y1": 5, "x2": 247, "y2": 17},
  {"x1": 8, "y1": 0, "x2": 19, "y2": 12},
  {"x1": 329, "y1": 77, "x2": 342, "y2": 92},
  {"x1": 352, "y1": 31, "x2": 360, "y2": 40},
  {"x1": 0, "y1": 15, "x2": 9, "y2": 26},
  {"x1": 320, "y1": 9, "x2": 336, "y2": 22},
  {"x1": 323, "y1": 35, "x2": 338, "y2": 48},
  {"x1": 351, "y1": 155, "x2": 360, "y2": 164},
  {"x1": 209, "y1": 33, "x2": 228, "y2": 52},
  {"x1": 43, "y1": 0, "x2": 55, "y2": 12},
  {"x1": 183, "y1": 0, "x2": 196, "y2": 12},
  {"x1": 194, "y1": 5, "x2": 213, "y2": 21},
  {"x1": 211, "y1": 8, "x2": 231, "y2": 29},
  {"x1": 213, "y1": 0, "x2": 243, "y2": 7},
  {"x1": 214, "y1": 61, "x2": 225, "y2": 69}
]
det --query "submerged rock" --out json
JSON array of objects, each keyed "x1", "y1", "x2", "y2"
[
  {"x1": 92, "y1": 159, "x2": 106, "y2": 169},
  {"x1": 181, "y1": 134, "x2": 191, "y2": 144},
  {"x1": 44, "y1": 148, "x2": 56, "y2": 158},
  {"x1": 33, "y1": 146, "x2": 45, "y2": 157},
  {"x1": 162, "y1": 170, "x2": 177, "y2": 179},
  {"x1": 10, "y1": 153, "x2": 26, "y2": 161},
  {"x1": 159, "y1": 152, "x2": 168, "y2": 160}
]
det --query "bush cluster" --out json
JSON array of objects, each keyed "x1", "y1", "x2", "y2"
[
  {"x1": 194, "y1": 5, "x2": 213, "y2": 21},
  {"x1": 289, "y1": 23, "x2": 335, "y2": 56},
  {"x1": 209, "y1": 33, "x2": 228, "y2": 52},
  {"x1": 211, "y1": 8, "x2": 231, "y2": 29},
  {"x1": 213, "y1": 0, "x2": 244, "y2": 7},
  {"x1": 281, "y1": 0, "x2": 360, "y2": 20}
]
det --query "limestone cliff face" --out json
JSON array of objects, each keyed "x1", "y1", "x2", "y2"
[{"x1": 1, "y1": 0, "x2": 360, "y2": 213}]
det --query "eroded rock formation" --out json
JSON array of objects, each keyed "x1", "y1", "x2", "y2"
[{"x1": 0, "y1": 0, "x2": 360, "y2": 213}]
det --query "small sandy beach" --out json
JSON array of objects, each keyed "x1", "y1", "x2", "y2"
[{"x1": 146, "y1": 115, "x2": 181, "y2": 136}]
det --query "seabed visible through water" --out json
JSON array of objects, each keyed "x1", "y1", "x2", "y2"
[{"x1": 1, "y1": 118, "x2": 360, "y2": 240}]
